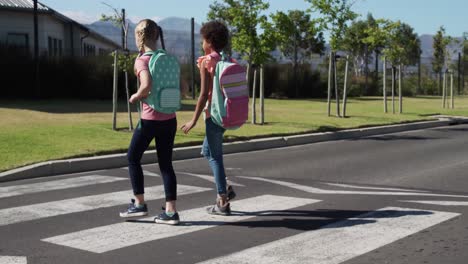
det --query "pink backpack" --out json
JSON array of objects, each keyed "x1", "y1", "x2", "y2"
[{"x1": 210, "y1": 53, "x2": 249, "y2": 129}]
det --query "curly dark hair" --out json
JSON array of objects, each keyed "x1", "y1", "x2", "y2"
[{"x1": 200, "y1": 21, "x2": 229, "y2": 52}]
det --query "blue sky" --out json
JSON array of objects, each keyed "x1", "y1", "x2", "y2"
[{"x1": 41, "y1": 0, "x2": 467, "y2": 38}]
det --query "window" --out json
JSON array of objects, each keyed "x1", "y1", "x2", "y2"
[
  {"x1": 83, "y1": 43, "x2": 96, "y2": 56},
  {"x1": 53, "y1": 38, "x2": 57, "y2": 56},
  {"x1": 99, "y1": 48, "x2": 108, "y2": 56},
  {"x1": 48, "y1": 36, "x2": 63, "y2": 57},
  {"x1": 58, "y1": 40, "x2": 62, "y2": 56},
  {"x1": 7, "y1": 33, "x2": 29, "y2": 48}
]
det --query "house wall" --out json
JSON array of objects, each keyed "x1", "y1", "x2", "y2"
[{"x1": 0, "y1": 9, "x2": 118, "y2": 57}]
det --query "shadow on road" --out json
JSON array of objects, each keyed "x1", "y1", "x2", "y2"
[
  {"x1": 126, "y1": 209, "x2": 433, "y2": 231},
  {"x1": 351, "y1": 135, "x2": 443, "y2": 141}
]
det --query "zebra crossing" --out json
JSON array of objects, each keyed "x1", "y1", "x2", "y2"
[{"x1": 1, "y1": 168, "x2": 467, "y2": 264}]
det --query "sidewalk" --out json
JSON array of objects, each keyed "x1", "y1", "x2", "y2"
[{"x1": 1, "y1": 116, "x2": 467, "y2": 182}]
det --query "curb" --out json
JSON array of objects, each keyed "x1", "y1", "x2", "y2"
[{"x1": 1, "y1": 117, "x2": 467, "y2": 183}]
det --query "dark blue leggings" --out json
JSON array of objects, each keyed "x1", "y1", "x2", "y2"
[{"x1": 127, "y1": 118, "x2": 177, "y2": 201}]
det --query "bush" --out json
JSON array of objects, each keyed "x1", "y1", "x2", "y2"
[
  {"x1": 0, "y1": 46, "x2": 198, "y2": 100},
  {"x1": 259, "y1": 64, "x2": 326, "y2": 98}
]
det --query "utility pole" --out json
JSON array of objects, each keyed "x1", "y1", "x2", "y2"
[
  {"x1": 327, "y1": 52, "x2": 333, "y2": 116},
  {"x1": 191, "y1": 18, "x2": 196, "y2": 99},
  {"x1": 121, "y1": 9, "x2": 133, "y2": 130},
  {"x1": 33, "y1": 0, "x2": 40, "y2": 97}
]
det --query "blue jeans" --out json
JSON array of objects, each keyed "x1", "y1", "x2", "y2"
[
  {"x1": 127, "y1": 118, "x2": 177, "y2": 201},
  {"x1": 202, "y1": 118, "x2": 227, "y2": 195}
]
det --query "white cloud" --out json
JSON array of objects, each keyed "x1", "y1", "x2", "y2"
[{"x1": 60, "y1": 10, "x2": 99, "y2": 24}]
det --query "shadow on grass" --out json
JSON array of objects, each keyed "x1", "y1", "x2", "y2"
[{"x1": 0, "y1": 100, "x2": 195, "y2": 113}]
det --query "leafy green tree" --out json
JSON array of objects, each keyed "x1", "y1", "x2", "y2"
[
  {"x1": 307, "y1": 0, "x2": 357, "y2": 117},
  {"x1": 271, "y1": 10, "x2": 325, "y2": 97},
  {"x1": 208, "y1": 0, "x2": 275, "y2": 124},
  {"x1": 101, "y1": 3, "x2": 134, "y2": 130},
  {"x1": 343, "y1": 19, "x2": 369, "y2": 77},
  {"x1": 308, "y1": 0, "x2": 357, "y2": 51},
  {"x1": 208, "y1": 0, "x2": 270, "y2": 66},
  {"x1": 208, "y1": 0, "x2": 274, "y2": 124},
  {"x1": 366, "y1": 19, "x2": 420, "y2": 113},
  {"x1": 432, "y1": 26, "x2": 452, "y2": 94}
]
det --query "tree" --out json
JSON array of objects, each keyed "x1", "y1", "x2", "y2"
[
  {"x1": 432, "y1": 26, "x2": 449, "y2": 95},
  {"x1": 343, "y1": 19, "x2": 369, "y2": 77},
  {"x1": 366, "y1": 19, "x2": 420, "y2": 114},
  {"x1": 271, "y1": 10, "x2": 325, "y2": 98},
  {"x1": 307, "y1": 0, "x2": 357, "y2": 117},
  {"x1": 208, "y1": 0, "x2": 274, "y2": 124},
  {"x1": 101, "y1": 3, "x2": 133, "y2": 130},
  {"x1": 363, "y1": 19, "x2": 394, "y2": 112},
  {"x1": 343, "y1": 14, "x2": 382, "y2": 95}
]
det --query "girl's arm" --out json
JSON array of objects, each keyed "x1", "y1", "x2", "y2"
[
  {"x1": 129, "y1": 70, "x2": 152, "y2": 103},
  {"x1": 181, "y1": 59, "x2": 212, "y2": 134}
]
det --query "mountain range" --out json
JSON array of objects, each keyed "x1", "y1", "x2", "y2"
[
  {"x1": 87, "y1": 17, "x2": 463, "y2": 67},
  {"x1": 87, "y1": 17, "x2": 203, "y2": 61}
]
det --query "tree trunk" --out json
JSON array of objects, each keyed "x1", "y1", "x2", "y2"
[
  {"x1": 375, "y1": 50, "x2": 379, "y2": 89},
  {"x1": 439, "y1": 71, "x2": 443, "y2": 95},
  {"x1": 112, "y1": 50, "x2": 118, "y2": 130},
  {"x1": 458, "y1": 53, "x2": 462, "y2": 95},
  {"x1": 418, "y1": 56, "x2": 422, "y2": 94},
  {"x1": 450, "y1": 70, "x2": 454, "y2": 109},
  {"x1": 392, "y1": 66, "x2": 395, "y2": 114},
  {"x1": 252, "y1": 67, "x2": 257, "y2": 124},
  {"x1": 398, "y1": 65, "x2": 402, "y2": 114},
  {"x1": 327, "y1": 52, "x2": 333, "y2": 117},
  {"x1": 260, "y1": 65, "x2": 265, "y2": 125},
  {"x1": 364, "y1": 45, "x2": 369, "y2": 94},
  {"x1": 342, "y1": 56, "x2": 349, "y2": 118},
  {"x1": 334, "y1": 56, "x2": 340, "y2": 117},
  {"x1": 442, "y1": 70, "x2": 446, "y2": 108},
  {"x1": 125, "y1": 70, "x2": 133, "y2": 130}
]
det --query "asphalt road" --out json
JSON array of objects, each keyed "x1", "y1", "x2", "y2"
[{"x1": 1, "y1": 124, "x2": 468, "y2": 264}]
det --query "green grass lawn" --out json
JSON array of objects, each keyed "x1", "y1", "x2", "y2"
[{"x1": 1, "y1": 96, "x2": 467, "y2": 172}]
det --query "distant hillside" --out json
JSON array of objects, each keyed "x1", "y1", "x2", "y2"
[
  {"x1": 419, "y1": 34, "x2": 462, "y2": 60},
  {"x1": 87, "y1": 17, "x2": 203, "y2": 61}
]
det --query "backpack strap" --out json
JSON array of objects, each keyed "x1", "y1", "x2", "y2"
[{"x1": 220, "y1": 51, "x2": 230, "y2": 62}]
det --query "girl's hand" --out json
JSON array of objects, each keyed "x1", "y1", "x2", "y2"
[
  {"x1": 129, "y1": 93, "x2": 139, "y2": 104},
  {"x1": 181, "y1": 120, "x2": 196, "y2": 134}
]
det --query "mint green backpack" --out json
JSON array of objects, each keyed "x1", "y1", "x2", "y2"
[{"x1": 142, "y1": 49, "x2": 181, "y2": 114}]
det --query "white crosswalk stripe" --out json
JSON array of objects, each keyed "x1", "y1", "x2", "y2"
[
  {"x1": 401, "y1": 200, "x2": 468, "y2": 206},
  {"x1": 42, "y1": 195, "x2": 320, "y2": 253},
  {"x1": 0, "y1": 256, "x2": 27, "y2": 264},
  {"x1": 122, "y1": 168, "x2": 160, "y2": 177},
  {"x1": 0, "y1": 184, "x2": 210, "y2": 226},
  {"x1": 240, "y1": 176, "x2": 468, "y2": 198},
  {"x1": 323, "y1": 183, "x2": 429, "y2": 193},
  {"x1": 177, "y1": 172, "x2": 245, "y2": 187},
  {"x1": 0, "y1": 175, "x2": 125, "y2": 199},
  {"x1": 197, "y1": 207, "x2": 459, "y2": 264}
]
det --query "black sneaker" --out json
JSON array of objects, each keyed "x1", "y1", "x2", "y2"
[
  {"x1": 206, "y1": 202, "x2": 231, "y2": 216},
  {"x1": 154, "y1": 212, "x2": 180, "y2": 225},
  {"x1": 119, "y1": 199, "x2": 148, "y2": 218},
  {"x1": 227, "y1": 185, "x2": 236, "y2": 201}
]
